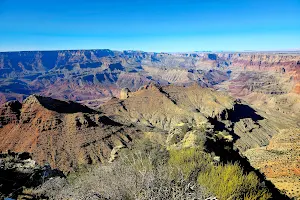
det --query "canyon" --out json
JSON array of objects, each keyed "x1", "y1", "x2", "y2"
[
  {"x1": 0, "y1": 50, "x2": 300, "y2": 199},
  {"x1": 0, "y1": 50, "x2": 299, "y2": 106}
]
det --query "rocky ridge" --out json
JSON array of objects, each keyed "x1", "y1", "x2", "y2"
[
  {"x1": 101, "y1": 84, "x2": 276, "y2": 151},
  {"x1": 0, "y1": 95, "x2": 139, "y2": 172}
]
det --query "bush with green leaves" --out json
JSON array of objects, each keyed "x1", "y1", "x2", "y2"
[
  {"x1": 168, "y1": 147, "x2": 212, "y2": 179},
  {"x1": 167, "y1": 145, "x2": 272, "y2": 200},
  {"x1": 197, "y1": 162, "x2": 272, "y2": 200},
  {"x1": 43, "y1": 139, "x2": 212, "y2": 200},
  {"x1": 35, "y1": 137, "x2": 275, "y2": 200}
]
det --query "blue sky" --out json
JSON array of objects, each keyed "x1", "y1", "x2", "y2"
[{"x1": 0, "y1": 0, "x2": 299, "y2": 52}]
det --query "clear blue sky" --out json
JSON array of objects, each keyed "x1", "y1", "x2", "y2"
[{"x1": 0, "y1": 0, "x2": 299, "y2": 52}]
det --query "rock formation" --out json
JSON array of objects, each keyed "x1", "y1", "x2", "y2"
[
  {"x1": 119, "y1": 88, "x2": 130, "y2": 99},
  {"x1": 101, "y1": 84, "x2": 276, "y2": 151},
  {"x1": 0, "y1": 95, "x2": 139, "y2": 172},
  {"x1": 0, "y1": 151, "x2": 65, "y2": 199}
]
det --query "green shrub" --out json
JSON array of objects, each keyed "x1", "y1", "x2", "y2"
[
  {"x1": 55, "y1": 146, "x2": 211, "y2": 200},
  {"x1": 197, "y1": 162, "x2": 272, "y2": 200},
  {"x1": 168, "y1": 147, "x2": 212, "y2": 178}
]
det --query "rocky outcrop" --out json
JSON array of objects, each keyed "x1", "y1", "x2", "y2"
[
  {"x1": 119, "y1": 88, "x2": 130, "y2": 100},
  {"x1": 102, "y1": 84, "x2": 233, "y2": 131},
  {"x1": 0, "y1": 100, "x2": 22, "y2": 127},
  {"x1": 23, "y1": 94, "x2": 96, "y2": 114},
  {"x1": 0, "y1": 152, "x2": 65, "y2": 199},
  {"x1": 0, "y1": 95, "x2": 139, "y2": 172}
]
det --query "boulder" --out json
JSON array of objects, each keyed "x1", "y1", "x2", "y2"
[{"x1": 120, "y1": 88, "x2": 130, "y2": 100}]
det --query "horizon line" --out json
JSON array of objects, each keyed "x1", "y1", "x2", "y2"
[{"x1": 0, "y1": 48, "x2": 300, "y2": 54}]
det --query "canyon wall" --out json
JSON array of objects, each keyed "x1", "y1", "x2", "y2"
[{"x1": 0, "y1": 50, "x2": 299, "y2": 105}]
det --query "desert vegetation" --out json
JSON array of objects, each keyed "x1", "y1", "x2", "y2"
[
  {"x1": 30, "y1": 133, "x2": 275, "y2": 200},
  {"x1": 35, "y1": 139, "x2": 211, "y2": 199}
]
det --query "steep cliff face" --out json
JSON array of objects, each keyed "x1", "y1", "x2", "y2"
[
  {"x1": 0, "y1": 50, "x2": 114, "y2": 76},
  {"x1": 212, "y1": 53, "x2": 299, "y2": 95},
  {"x1": 2, "y1": 50, "x2": 298, "y2": 77},
  {"x1": 218, "y1": 53, "x2": 300, "y2": 71},
  {"x1": 220, "y1": 53, "x2": 300, "y2": 95},
  {"x1": 0, "y1": 100, "x2": 21, "y2": 126}
]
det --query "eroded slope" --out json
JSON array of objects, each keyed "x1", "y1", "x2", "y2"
[
  {"x1": 0, "y1": 95, "x2": 139, "y2": 172},
  {"x1": 101, "y1": 84, "x2": 278, "y2": 151}
]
